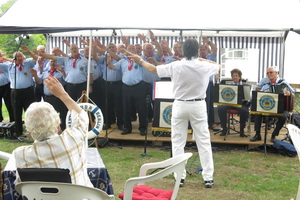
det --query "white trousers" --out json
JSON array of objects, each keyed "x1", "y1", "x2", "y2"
[{"x1": 171, "y1": 100, "x2": 214, "y2": 181}]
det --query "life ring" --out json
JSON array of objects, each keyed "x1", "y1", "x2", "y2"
[{"x1": 66, "y1": 103, "x2": 104, "y2": 140}]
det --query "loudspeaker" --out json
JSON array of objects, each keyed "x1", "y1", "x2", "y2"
[{"x1": 0, "y1": 122, "x2": 15, "y2": 138}]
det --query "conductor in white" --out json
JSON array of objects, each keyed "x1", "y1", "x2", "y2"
[{"x1": 129, "y1": 38, "x2": 220, "y2": 188}]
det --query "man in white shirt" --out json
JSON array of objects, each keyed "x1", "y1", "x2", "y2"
[{"x1": 129, "y1": 38, "x2": 220, "y2": 188}]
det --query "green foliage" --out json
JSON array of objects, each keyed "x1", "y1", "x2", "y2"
[{"x1": 0, "y1": 34, "x2": 46, "y2": 57}]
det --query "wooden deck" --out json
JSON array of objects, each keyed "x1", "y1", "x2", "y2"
[{"x1": 96, "y1": 120, "x2": 289, "y2": 147}]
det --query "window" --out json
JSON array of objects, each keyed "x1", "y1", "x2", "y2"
[{"x1": 220, "y1": 48, "x2": 259, "y2": 83}]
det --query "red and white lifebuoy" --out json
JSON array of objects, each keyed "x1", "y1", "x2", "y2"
[{"x1": 66, "y1": 103, "x2": 104, "y2": 140}]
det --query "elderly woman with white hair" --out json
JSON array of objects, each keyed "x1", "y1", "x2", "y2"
[{"x1": 12, "y1": 77, "x2": 93, "y2": 187}]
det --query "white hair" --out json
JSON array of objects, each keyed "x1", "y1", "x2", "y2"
[
  {"x1": 25, "y1": 102, "x2": 61, "y2": 141},
  {"x1": 36, "y1": 45, "x2": 45, "y2": 50},
  {"x1": 269, "y1": 66, "x2": 279, "y2": 72}
]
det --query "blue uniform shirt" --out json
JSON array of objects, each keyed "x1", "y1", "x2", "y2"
[
  {"x1": 160, "y1": 53, "x2": 175, "y2": 64},
  {"x1": 41, "y1": 69, "x2": 64, "y2": 95},
  {"x1": 260, "y1": 78, "x2": 295, "y2": 93},
  {"x1": 141, "y1": 54, "x2": 161, "y2": 83},
  {"x1": 87, "y1": 58, "x2": 100, "y2": 81},
  {"x1": 114, "y1": 57, "x2": 143, "y2": 86},
  {"x1": 56, "y1": 56, "x2": 89, "y2": 84},
  {"x1": 0, "y1": 58, "x2": 35, "y2": 89},
  {"x1": 100, "y1": 55, "x2": 122, "y2": 81}
]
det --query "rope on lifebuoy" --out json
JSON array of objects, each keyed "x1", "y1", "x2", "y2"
[{"x1": 66, "y1": 103, "x2": 104, "y2": 139}]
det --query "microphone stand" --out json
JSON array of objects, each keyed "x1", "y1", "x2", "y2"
[
  {"x1": 99, "y1": 29, "x2": 122, "y2": 149},
  {"x1": 141, "y1": 95, "x2": 151, "y2": 157},
  {"x1": 10, "y1": 35, "x2": 25, "y2": 141}
]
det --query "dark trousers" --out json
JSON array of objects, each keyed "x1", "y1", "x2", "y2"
[
  {"x1": 254, "y1": 111, "x2": 289, "y2": 136},
  {"x1": 44, "y1": 95, "x2": 68, "y2": 131},
  {"x1": 218, "y1": 105, "x2": 249, "y2": 130},
  {"x1": 34, "y1": 83, "x2": 44, "y2": 102},
  {"x1": 11, "y1": 87, "x2": 35, "y2": 136},
  {"x1": 103, "y1": 81, "x2": 123, "y2": 126},
  {"x1": 122, "y1": 82, "x2": 147, "y2": 131},
  {"x1": 206, "y1": 81, "x2": 215, "y2": 126},
  {"x1": 0, "y1": 83, "x2": 14, "y2": 122},
  {"x1": 145, "y1": 83, "x2": 154, "y2": 120},
  {"x1": 65, "y1": 82, "x2": 87, "y2": 102},
  {"x1": 90, "y1": 77, "x2": 105, "y2": 114}
]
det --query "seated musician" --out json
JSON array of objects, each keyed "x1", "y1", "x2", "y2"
[
  {"x1": 12, "y1": 77, "x2": 93, "y2": 187},
  {"x1": 217, "y1": 68, "x2": 248, "y2": 137},
  {"x1": 250, "y1": 66, "x2": 295, "y2": 142}
]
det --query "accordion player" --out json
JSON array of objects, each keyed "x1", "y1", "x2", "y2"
[{"x1": 250, "y1": 66, "x2": 295, "y2": 142}]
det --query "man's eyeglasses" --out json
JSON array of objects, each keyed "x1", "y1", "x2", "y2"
[{"x1": 266, "y1": 71, "x2": 274, "y2": 74}]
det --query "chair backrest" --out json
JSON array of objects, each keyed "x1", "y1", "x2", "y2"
[
  {"x1": 0, "y1": 151, "x2": 11, "y2": 160},
  {"x1": 287, "y1": 124, "x2": 300, "y2": 200},
  {"x1": 123, "y1": 152, "x2": 193, "y2": 200},
  {"x1": 287, "y1": 124, "x2": 300, "y2": 162},
  {"x1": 17, "y1": 168, "x2": 72, "y2": 183},
  {"x1": 16, "y1": 181, "x2": 115, "y2": 200}
]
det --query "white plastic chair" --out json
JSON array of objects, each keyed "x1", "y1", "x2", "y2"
[
  {"x1": 287, "y1": 124, "x2": 300, "y2": 200},
  {"x1": 122, "y1": 152, "x2": 193, "y2": 200},
  {"x1": 16, "y1": 181, "x2": 115, "y2": 200},
  {"x1": 0, "y1": 151, "x2": 12, "y2": 160}
]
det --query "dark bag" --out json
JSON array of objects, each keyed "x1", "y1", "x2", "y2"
[
  {"x1": 293, "y1": 113, "x2": 300, "y2": 129},
  {"x1": 273, "y1": 140, "x2": 297, "y2": 157}
]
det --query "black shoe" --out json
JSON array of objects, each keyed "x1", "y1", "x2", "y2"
[
  {"x1": 240, "y1": 130, "x2": 247, "y2": 137},
  {"x1": 250, "y1": 134, "x2": 261, "y2": 142},
  {"x1": 220, "y1": 129, "x2": 227, "y2": 136},
  {"x1": 140, "y1": 129, "x2": 147, "y2": 136},
  {"x1": 179, "y1": 179, "x2": 185, "y2": 187},
  {"x1": 121, "y1": 129, "x2": 131, "y2": 135},
  {"x1": 204, "y1": 180, "x2": 214, "y2": 188},
  {"x1": 270, "y1": 135, "x2": 276, "y2": 143},
  {"x1": 102, "y1": 124, "x2": 111, "y2": 130}
]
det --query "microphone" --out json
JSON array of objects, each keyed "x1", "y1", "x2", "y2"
[
  {"x1": 22, "y1": 34, "x2": 30, "y2": 39},
  {"x1": 112, "y1": 29, "x2": 117, "y2": 37}
]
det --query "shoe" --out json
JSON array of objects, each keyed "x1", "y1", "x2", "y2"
[
  {"x1": 270, "y1": 135, "x2": 276, "y2": 143},
  {"x1": 121, "y1": 129, "x2": 131, "y2": 135},
  {"x1": 140, "y1": 129, "x2": 147, "y2": 136},
  {"x1": 250, "y1": 134, "x2": 261, "y2": 142},
  {"x1": 220, "y1": 129, "x2": 227, "y2": 136},
  {"x1": 204, "y1": 180, "x2": 214, "y2": 188},
  {"x1": 102, "y1": 124, "x2": 111, "y2": 130},
  {"x1": 179, "y1": 179, "x2": 185, "y2": 187},
  {"x1": 240, "y1": 130, "x2": 247, "y2": 137},
  {"x1": 213, "y1": 128, "x2": 221, "y2": 131}
]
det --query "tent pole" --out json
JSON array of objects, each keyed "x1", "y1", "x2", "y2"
[
  {"x1": 86, "y1": 30, "x2": 93, "y2": 97},
  {"x1": 281, "y1": 31, "x2": 289, "y2": 78}
]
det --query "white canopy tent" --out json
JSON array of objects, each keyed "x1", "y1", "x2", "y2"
[
  {"x1": 0, "y1": 0, "x2": 299, "y2": 84},
  {"x1": 0, "y1": 0, "x2": 299, "y2": 33}
]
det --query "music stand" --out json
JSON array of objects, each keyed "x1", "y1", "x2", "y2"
[
  {"x1": 214, "y1": 84, "x2": 250, "y2": 139},
  {"x1": 249, "y1": 91, "x2": 288, "y2": 155}
]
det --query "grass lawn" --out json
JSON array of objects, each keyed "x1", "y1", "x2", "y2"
[
  {"x1": 0, "y1": 139, "x2": 299, "y2": 200},
  {"x1": 0, "y1": 104, "x2": 299, "y2": 200}
]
